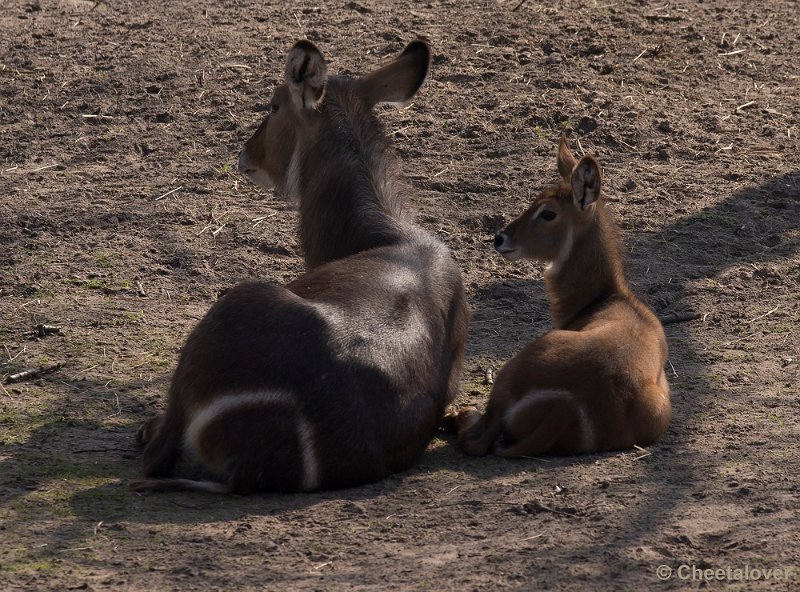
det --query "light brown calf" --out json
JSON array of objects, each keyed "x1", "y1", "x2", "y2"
[{"x1": 452, "y1": 137, "x2": 671, "y2": 457}]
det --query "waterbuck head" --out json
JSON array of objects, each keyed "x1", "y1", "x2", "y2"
[
  {"x1": 237, "y1": 39, "x2": 430, "y2": 200},
  {"x1": 494, "y1": 136, "x2": 603, "y2": 274}
]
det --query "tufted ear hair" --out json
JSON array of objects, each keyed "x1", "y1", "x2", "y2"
[
  {"x1": 359, "y1": 40, "x2": 430, "y2": 109},
  {"x1": 285, "y1": 40, "x2": 328, "y2": 110},
  {"x1": 571, "y1": 155, "x2": 602, "y2": 211}
]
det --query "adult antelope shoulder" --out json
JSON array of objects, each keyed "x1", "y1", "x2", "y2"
[
  {"x1": 132, "y1": 40, "x2": 469, "y2": 494},
  {"x1": 451, "y1": 137, "x2": 670, "y2": 457}
]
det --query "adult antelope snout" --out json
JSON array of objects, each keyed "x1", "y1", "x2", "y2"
[
  {"x1": 236, "y1": 135, "x2": 278, "y2": 194},
  {"x1": 237, "y1": 147, "x2": 266, "y2": 187},
  {"x1": 237, "y1": 150, "x2": 253, "y2": 175}
]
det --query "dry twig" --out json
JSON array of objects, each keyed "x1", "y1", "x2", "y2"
[
  {"x1": 24, "y1": 324, "x2": 63, "y2": 338},
  {"x1": 645, "y1": 14, "x2": 681, "y2": 22},
  {"x1": 7, "y1": 362, "x2": 63, "y2": 384},
  {"x1": 523, "y1": 500, "x2": 580, "y2": 518},
  {"x1": 155, "y1": 186, "x2": 182, "y2": 201},
  {"x1": 632, "y1": 444, "x2": 652, "y2": 461},
  {"x1": 749, "y1": 305, "x2": 779, "y2": 324}
]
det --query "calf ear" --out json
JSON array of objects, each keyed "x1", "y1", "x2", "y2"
[
  {"x1": 360, "y1": 40, "x2": 430, "y2": 108},
  {"x1": 285, "y1": 40, "x2": 328, "y2": 110},
  {"x1": 571, "y1": 156, "x2": 602, "y2": 210},
  {"x1": 557, "y1": 135, "x2": 577, "y2": 180}
]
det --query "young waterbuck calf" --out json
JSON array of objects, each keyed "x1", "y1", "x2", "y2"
[
  {"x1": 133, "y1": 40, "x2": 469, "y2": 494},
  {"x1": 450, "y1": 137, "x2": 670, "y2": 457}
]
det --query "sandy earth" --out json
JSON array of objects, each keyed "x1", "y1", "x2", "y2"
[{"x1": 1, "y1": 0, "x2": 798, "y2": 590}]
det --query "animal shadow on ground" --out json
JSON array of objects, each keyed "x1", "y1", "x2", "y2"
[
  {"x1": 1, "y1": 374, "x2": 402, "y2": 569},
  {"x1": 2, "y1": 173, "x2": 794, "y2": 568}
]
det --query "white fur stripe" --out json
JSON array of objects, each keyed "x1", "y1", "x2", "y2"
[
  {"x1": 575, "y1": 401, "x2": 596, "y2": 452},
  {"x1": 281, "y1": 145, "x2": 301, "y2": 201},
  {"x1": 184, "y1": 390, "x2": 320, "y2": 490},
  {"x1": 544, "y1": 225, "x2": 573, "y2": 278},
  {"x1": 531, "y1": 204, "x2": 547, "y2": 221},
  {"x1": 504, "y1": 389, "x2": 567, "y2": 425},
  {"x1": 295, "y1": 415, "x2": 319, "y2": 491},
  {"x1": 184, "y1": 391, "x2": 294, "y2": 455}
]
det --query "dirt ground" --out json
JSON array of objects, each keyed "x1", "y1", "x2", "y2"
[{"x1": 1, "y1": 0, "x2": 798, "y2": 590}]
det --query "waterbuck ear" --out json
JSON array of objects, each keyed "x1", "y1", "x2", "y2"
[
  {"x1": 557, "y1": 135, "x2": 577, "y2": 181},
  {"x1": 571, "y1": 156, "x2": 602, "y2": 210},
  {"x1": 285, "y1": 40, "x2": 328, "y2": 110},
  {"x1": 359, "y1": 40, "x2": 430, "y2": 108}
]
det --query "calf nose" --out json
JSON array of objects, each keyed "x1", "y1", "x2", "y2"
[{"x1": 494, "y1": 233, "x2": 505, "y2": 249}]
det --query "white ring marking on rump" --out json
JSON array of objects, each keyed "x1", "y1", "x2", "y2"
[
  {"x1": 295, "y1": 414, "x2": 320, "y2": 491},
  {"x1": 503, "y1": 389, "x2": 570, "y2": 426},
  {"x1": 184, "y1": 390, "x2": 294, "y2": 457},
  {"x1": 184, "y1": 390, "x2": 322, "y2": 490},
  {"x1": 504, "y1": 389, "x2": 596, "y2": 452}
]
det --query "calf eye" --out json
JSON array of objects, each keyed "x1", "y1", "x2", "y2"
[
  {"x1": 539, "y1": 210, "x2": 557, "y2": 221},
  {"x1": 270, "y1": 103, "x2": 280, "y2": 114}
]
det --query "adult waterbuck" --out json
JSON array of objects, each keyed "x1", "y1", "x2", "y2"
[
  {"x1": 133, "y1": 40, "x2": 469, "y2": 494},
  {"x1": 450, "y1": 137, "x2": 670, "y2": 457}
]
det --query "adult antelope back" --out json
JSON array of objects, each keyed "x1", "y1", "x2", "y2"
[
  {"x1": 451, "y1": 137, "x2": 670, "y2": 457},
  {"x1": 132, "y1": 40, "x2": 469, "y2": 494}
]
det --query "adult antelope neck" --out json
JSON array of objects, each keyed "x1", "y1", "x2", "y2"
[
  {"x1": 296, "y1": 78, "x2": 411, "y2": 270},
  {"x1": 546, "y1": 200, "x2": 629, "y2": 329}
]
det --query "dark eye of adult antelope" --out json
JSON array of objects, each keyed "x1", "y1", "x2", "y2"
[{"x1": 131, "y1": 39, "x2": 470, "y2": 495}]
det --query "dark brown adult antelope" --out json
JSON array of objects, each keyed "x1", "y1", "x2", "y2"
[
  {"x1": 132, "y1": 40, "x2": 469, "y2": 494},
  {"x1": 449, "y1": 137, "x2": 670, "y2": 457}
]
